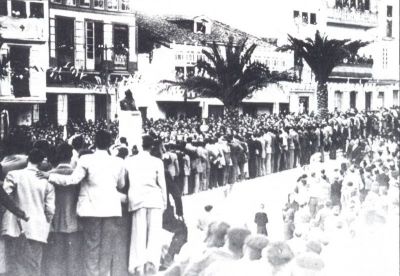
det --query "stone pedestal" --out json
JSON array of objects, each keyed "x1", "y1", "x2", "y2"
[{"x1": 119, "y1": 111, "x2": 143, "y2": 149}]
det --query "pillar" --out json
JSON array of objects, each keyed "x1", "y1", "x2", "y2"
[
  {"x1": 201, "y1": 100, "x2": 208, "y2": 118},
  {"x1": 85, "y1": 94, "x2": 95, "y2": 122},
  {"x1": 57, "y1": 94, "x2": 68, "y2": 125},
  {"x1": 273, "y1": 101, "x2": 279, "y2": 114}
]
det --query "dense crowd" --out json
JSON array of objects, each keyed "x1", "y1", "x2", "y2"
[
  {"x1": 160, "y1": 127, "x2": 399, "y2": 276},
  {"x1": 0, "y1": 106, "x2": 398, "y2": 276}
]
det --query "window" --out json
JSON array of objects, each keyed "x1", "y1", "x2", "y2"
[
  {"x1": 310, "y1": 13, "x2": 317, "y2": 24},
  {"x1": 293, "y1": 10, "x2": 299, "y2": 18},
  {"x1": 302, "y1": 12, "x2": 308, "y2": 24},
  {"x1": 11, "y1": 0, "x2": 27, "y2": 18},
  {"x1": 55, "y1": 17, "x2": 75, "y2": 67},
  {"x1": 107, "y1": 0, "x2": 118, "y2": 10},
  {"x1": 0, "y1": 0, "x2": 7, "y2": 15},
  {"x1": 386, "y1": 20, "x2": 392, "y2": 37},
  {"x1": 120, "y1": 0, "x2": 129, "y2": 11},
  {"x1": 350, "y1": 0, "x2": 356, "y2": 8},
  {"x1": 378, "y1": 92, "x2": 385, "y2": 108},
  {"x1": 175, "y1": 52, "x2": 184, "y2": 61},
  {"x1": 186, "y1": 66, "x2": 195, "y2": 78},
  {"x1": 51, "y1": 0, "x2": 62, "y2": 3},
  {"x1": 65, "y1": 0, "x2": 76, "y2": 6},
  {"x1": 80, "y1": 0, "x2": 90, "y2": 7},
  {"x1": 30, "y1": 3, "x2": 44, "y2": 18},
  {"x1": 94, "y1": 0, "x2": 104, "y2": 9},
  {"x1": 382, "y1": 48, "x2": 388, "y2": 69},
  {"x1": 113, "y1": 24, "x2": 129, "y2": 70},
  {"x1": 334, "y1": 91, "x2": 342, "y2": 110},
  {"x1": 393, "y1": 90, "x2": 399, "y2": 106},
  {"x1": 175, "y1": 67, "x2": 184, "y2": 80},
  {"x1": 387, "y1": 5, "x2": 392, "y2": 17},
  {"x1": 196, "y1": 22, "x2": 206, "y2": 33},
  {"x1": 86, "y1": 22, "x2": 94, "y2": 60},
  {"x1": 9, "y1": 46, "x2": 30, "y2": 97},
  {"x1": 364, "y1": 0, "x2": 369, "y2": 10}
]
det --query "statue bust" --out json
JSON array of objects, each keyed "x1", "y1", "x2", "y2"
[{"x1": 120, "y1": 89, "x2": 137, "y2": 111}]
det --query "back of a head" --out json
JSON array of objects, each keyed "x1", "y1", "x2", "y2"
[
  {"x1": 28, "y1": 148, "x2": 45, "y2": 165},
  {"x1": 207, "y1": 221, "x2": 230, "y2": 248},
  {"x1": 72, "y1": 135, "x2": 84, "y2": 150},
  {"x1": 227, "y1": 228, "x2": 251, "y2": 255},
  {"x1": 244, "y1": 234, "x2": 269, "y2": 260},
  {"x1": 266, "y1": 242, "x2": 294, "y2": 267},
  {"x1": 142, "y1": 134, "x2": 154, "y2": 151},
  {"x1": 33, "y1": 140, "x2": 50, "y2": 156},
  {"x1": 56, "y1": 143, "x2": 73, "y2": 164},
  {"x1": 95, "y1": 130, "x2": 112, "y2": 150}
]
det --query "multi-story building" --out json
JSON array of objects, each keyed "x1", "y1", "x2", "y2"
[
  {"x1": 131, "y1": 13, "x2": 291, "y2": 119},
  {"x1": 267, "y1": 0, "x2": 399, "y2": 113},
  {"x1": 0, "y1": 0, "x2": 49, "y2": 125},
  {"x1": 42, "y1": 0, "x2": 137, "y2": 125}
]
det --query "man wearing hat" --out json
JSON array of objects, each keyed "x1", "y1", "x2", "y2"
[{"x1": 125, "y1": 135, "x2": 167, "y2": 275}]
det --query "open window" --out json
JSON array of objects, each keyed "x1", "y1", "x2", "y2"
[
  {"x1": 310, "y1": 13, "x2": 317, "y2": 25},
  {"x1": 293, "y1": 10, "x2": 299, "y2": 19},
  {"x1": 0, "y1": 0, "x2": 7, "y2": 16},
  {"x1": 55, "y1": 17, "x2": 75, "y2": 67},
  {"x1": 30, "y1": 2, "x2": 44, "y2": 18},
  {"x1": 107, "y1": 0, "x2": 118, "y2": 10},
  {"x1": 11, "y1": 0, "x2": 27, "y2": 18},
  {"x1": 301, "y1": 12, "x2": 308, "y2": 24},
  {"x1": 9, "y1": 46, "x2": 30, "y2": 97},
  {"x1": 113, "y1": 24, "x2": 129, "y2": 70},
  {"x1": 94, "y1": 0, "x2": 104, "y2": 9},
  {"x1": 80, "y1": 0, "x2": 90, "y2": 7},
  {"x1": 120, "y1": 0, "x2": 129, "y2": 11}
]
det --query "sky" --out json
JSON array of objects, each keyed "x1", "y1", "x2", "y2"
[{"x1": 134, "y1": 0, "x2": 283, "y2": 37}]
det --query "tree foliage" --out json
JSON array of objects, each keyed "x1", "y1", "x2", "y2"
[
  {"x1": 165, "y1": 36, "x2": 293, "y2": 108},
  {"x1": 278, "y1": 31, "x2": 370, "y2": 83}
]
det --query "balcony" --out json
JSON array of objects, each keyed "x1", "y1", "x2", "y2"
[
  {"x1": 0, "y1": 17, "x2": 46, "y2": 42},
  {"x1": 326, "y1": 8, "x2": 378, "y2": 28},
  {"x1": 331, "y1": 57, "x2": 373, "y2": 78}
]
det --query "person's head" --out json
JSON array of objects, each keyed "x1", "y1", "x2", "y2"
[
  {"x1": 260, "y1": 203, "x2": 265, "y2": 210},
  {"x1": 306, "y1": 240, "x2": 322, "y2": 255},
  {"x1": 55, "y1": 143, "x2": 73, "y2": 164},
  {"x1": 33, "y1": 140, "x2": 50, "y2": 156},
  {"x1": 95, "y1": 130, "x2": 112, "y2": 150},
  {"x1": 206, "y1": 221, "x2": 230, "y2": 248},
  {"x1": 125, "y1": 89, "x2": 133, "y2": 99},
  {"x1": 265, "y1": 242, "x2": 294, "y2": 268},
  {"x1": 242, "y1": 234, "x2": 269, "y2": 261},
  {"x1": 204, "y1": 205, "x2": 213, "y2": 212},
  {"x1": 117, "y1": 147, "x2": 129, "y2": 159},
  {"x1": 71, "y1": 135, "x2": 84, "y2": 151},
  {"x1": 142, "y1": 135, "x2": 154, "y2": 151},
  {"x1": 225, "y1": 227, "x2": 251, "y2": 258},
  {"x1": 28, "y1": 148, "x2": 45, "y2": 166}
]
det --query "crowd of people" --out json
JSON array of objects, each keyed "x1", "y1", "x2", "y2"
[
  {"x1": 160, "y1": 117, "x2": 399, "y2": 276},
  {"x1": 0, "y1": 106, "x2": 398, "y2": 276}
]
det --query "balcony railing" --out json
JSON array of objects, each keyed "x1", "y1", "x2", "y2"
[
  {"x1": 331, "y1": 61, "x2": 373, "y2": 78},
  {"x1": 326, "y1": 8, "x2": 378, "y2": 28}
]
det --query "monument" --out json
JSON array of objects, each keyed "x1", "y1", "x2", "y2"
[{"x1": 118, "y1": 89, "x2": 143, "y2": 149}]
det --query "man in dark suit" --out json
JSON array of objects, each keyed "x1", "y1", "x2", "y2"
[{"x1": 42, "y1": 143, "x2": 82, "y2": 276}]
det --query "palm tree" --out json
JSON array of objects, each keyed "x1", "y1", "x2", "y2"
[
  {"x1": 278, "y1": 31, "x2": 369, "y2": 119},
  {"x1": 165, "y1": 37, "x2": 292, "y2": 117}
]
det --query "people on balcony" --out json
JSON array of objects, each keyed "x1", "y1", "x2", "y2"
[{"x1": 341, "y1": 54, "x2": 373, "y2": 66}]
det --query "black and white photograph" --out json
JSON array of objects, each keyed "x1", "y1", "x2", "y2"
[{"x1": 0, "y1": 0, "x2": 399, "y2": 275}]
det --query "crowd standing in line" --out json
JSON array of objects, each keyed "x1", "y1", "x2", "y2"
[{"x1": 0, "y1": 106, "x2": 397, "y2": 276}]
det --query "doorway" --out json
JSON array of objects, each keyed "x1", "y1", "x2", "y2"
[
  {"x1": 298, "y1": 96, "x2": 309, "y2": 114},
  {"x1": 365, "y1": 92, "x2": 372, "y2": 111},
  {"x1": 68, "y1": 94, "x2": 85, "y2": 121},
  {"x1": 350, "y1": 91, "x2": 357, "y2": 109}
]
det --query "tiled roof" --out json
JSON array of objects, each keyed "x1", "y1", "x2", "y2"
[{"x1": 136, "y1": 12, "x2": 273, "y2": 48}]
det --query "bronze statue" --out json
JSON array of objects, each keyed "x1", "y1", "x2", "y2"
[{"x1": 120, "y1": 89, "x2": 137, "y2": 111}]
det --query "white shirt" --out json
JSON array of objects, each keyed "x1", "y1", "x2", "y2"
[
  {"x1": 49, "y1": 150, "x2": 125, "y2": 217},
  {"x1": 125, "y1": 151, "x2": 167, "y2": 212}
]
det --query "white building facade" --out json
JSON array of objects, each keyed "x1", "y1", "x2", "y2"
[{"x1": 0, "y1": 0, "x2": 49, "y2": 125}]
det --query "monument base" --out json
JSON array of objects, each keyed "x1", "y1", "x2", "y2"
[{"x1": 118, "y1": 111, "x2": 143, "y2": 150}]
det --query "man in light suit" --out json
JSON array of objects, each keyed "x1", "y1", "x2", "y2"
[
  {"x1": 2, "y1": 149, "x2": 55, "y2": 276},
  {"x1": 265, "y1": 128, "x2": 273, "y2": 175},
  {"x1": 38, "y1": 130, "x2": 126, "y2": 276},
  {"x1": 125, "y1": 135, "x2": 167, "y2": 276}
]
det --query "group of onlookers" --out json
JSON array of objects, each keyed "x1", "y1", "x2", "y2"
[
  {"x1": 159, "y1": 125, "x2": 399, "y2": 276},
  {"x1": 0, "y1": 106, "x2": 398, "y2": 276}
]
